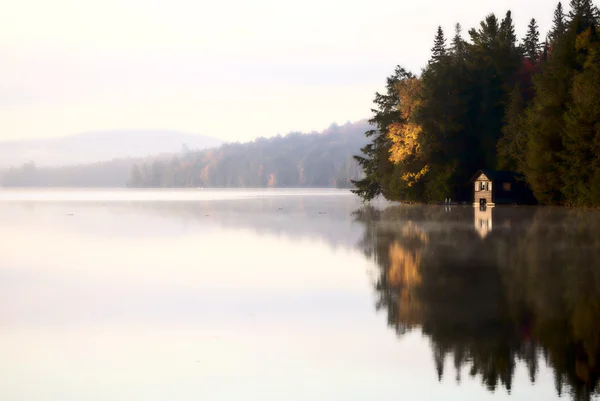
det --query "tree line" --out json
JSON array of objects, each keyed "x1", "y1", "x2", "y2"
[
  {"x1": 127, "y1": 121, "x2": 370, "y2": 188},
  {"x1": 352, "y1": 1, "x2": 600, "y2": 207},
  {"x1": 0, "y1": 121, "x2": 370, "y2": 188}
]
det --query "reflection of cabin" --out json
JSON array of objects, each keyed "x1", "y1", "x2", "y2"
[
  {"x1": 471, "y1": 169, "x2": 535, "y2": 206},
  {"x1": 474, "y1": 205, "x2": 493, "y2": 238}
]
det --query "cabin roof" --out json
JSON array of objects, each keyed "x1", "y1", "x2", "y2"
[{"x1": 470, "y1": 169, "x2": 522, "y2": 183}]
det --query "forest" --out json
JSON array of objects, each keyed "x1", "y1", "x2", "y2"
[
  {"x1": 352, "y1": 0, "x2": 600, "y2": 207},
  {"x1": 0, "y1": 121, "x2": 369, "y2": 188},
  {"x1": 126, "y1": 121, "x2": 369, "y2": 188}
]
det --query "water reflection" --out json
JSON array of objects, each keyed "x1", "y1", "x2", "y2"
[
  {"x1": 354, "y1": 205, "x2": 600, "y2": 401},
  {"x1": 474, "y1": 205, "x2": 493, "y2": 238}
]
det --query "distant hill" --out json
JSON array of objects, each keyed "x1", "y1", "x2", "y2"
[
  {"x1": 128, "y1": 120, "x2": 372, "y2": 188},
  {"x1": 0, "y1": 120, "x2": 372, "y2": 188},
  {"x1": 0, "y1": 130, "x2": 223, "y2": 168}
]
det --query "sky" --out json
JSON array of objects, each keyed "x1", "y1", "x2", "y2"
[{"x1": 1, "y1": 0, "x2": 556, "y2": 143}]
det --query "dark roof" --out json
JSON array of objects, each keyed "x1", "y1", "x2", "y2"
[{"x1": 470, "y1": 169, "x2": 523, "y2": 183}]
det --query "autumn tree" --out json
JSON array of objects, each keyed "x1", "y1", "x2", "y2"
[
  {"x1": 387, "y1": 77, "x2": 429, "y2": 194},
  {"x1": 352, "y1": 66, "x2": 412, "y2": 201}
]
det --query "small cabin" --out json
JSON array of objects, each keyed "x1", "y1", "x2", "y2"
[{"x1": 471, "y1": 169, "x2": 535, "y2": 206}]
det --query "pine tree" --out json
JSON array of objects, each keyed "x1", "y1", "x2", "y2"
[
  {"x1": 500, "y1": 10, "x2": 518, "y2": 48},
  {"x1": 523, "y1": 23, "x2": 578, "y2": 204},
  {"x1": 466, "y1": 13, "x2": 521, "y2": 172},
  {"x1": 469, "y1": 14, "x2": 500, "y2": 48},
  {"x1": 430, "y1": 26, "x2": 447, "y2": 64},
  {"x1": 523, "y1": 19, "x2": 541, "y2": 63},
  {"x1": 568, "y1": 0, "x2": 600, "y2": 34},
  {"x1": 548, "y1": 3, "x2": 566, "y2": 45},
  {"x1": 451, "y1": 23, "x2": 466, "y2": 58}
]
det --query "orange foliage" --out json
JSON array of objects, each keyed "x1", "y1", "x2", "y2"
[
  {"x1": 388, "y1": 241, "x2": 422, "y2": 288},
  {"x1": 396, "y1": 77, "x2": 423, "y2": 120},
  {"x1": 388, "y1": 121, "x2": 423, "y2": 164},
  {"x1": 387, "y1": 77, "x2": 429, "y2": 186}
]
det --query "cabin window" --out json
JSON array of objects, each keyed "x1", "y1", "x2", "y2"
[
  {"x1": 479, "y1": 181, "x2": 489, "y2": 191},
  {"x1": 503, "y1": 182, "x2": 511, "y2": 191}
]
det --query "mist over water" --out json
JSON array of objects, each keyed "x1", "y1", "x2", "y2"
[{"x1": 0, "y1": 189, "x2": 598, "y2": 401}]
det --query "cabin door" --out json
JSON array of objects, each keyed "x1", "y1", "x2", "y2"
[{"x1": 479, "y1": 198, "x2": 487, "y2": 207}]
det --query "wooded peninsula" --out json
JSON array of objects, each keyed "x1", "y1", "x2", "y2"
[{"x1": 352, "y1": 1, "x2": 600, "y2": 207}]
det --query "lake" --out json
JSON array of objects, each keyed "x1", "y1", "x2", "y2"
[{"x1": 0, "y1": 189, "x2": 599, "y2": 401}]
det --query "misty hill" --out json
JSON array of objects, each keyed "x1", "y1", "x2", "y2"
[
  {"x1": 0, "y1": 130, "x2": 223, "y2": 168},
  {"x1": 128, "y1": 120, "x2": 372, "y2": 188},
  {"x1": 0, "y1": 120, "x2": 372, "y2": 188}
]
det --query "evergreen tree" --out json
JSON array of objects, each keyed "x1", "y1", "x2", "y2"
[
  {"x1": 469, "y1": 14, "x2": 500, "y2": 48},
  {"x1": 498, "y1": 83, "x2": 528, "y2": 172},
  {"x1": 524, "y1": 0, "x2": 599, "y2": 204},
  {"x1": 500, "y1": 10, "x2": 518, "y2": 48},
  {"x1": 352, "y1": 2, "x2": 600, "y2": 206},
  {"x1": 524, "y1": 24, "x2": 577, "y2": 204},
  {"x1": 430, "y1": 26, "x2": 447, "y2": 64},
  {"x1": 548, "y1": 3, "x2": 566, "y2": 45},
  {"x1": 467, "y1": 13, "x2": 521, "y2": 172},
  {"x1": 523, "y1": 18, "x2": 541, "y2": 63},
  {"x1": 568, "y1": 0, "x2": 600, "y2": 27},
  {"x1": 352, "y1": 67, "x2": 412, "y2": 201},
  {"x1": 418, "y1": 24, "x2": 473, "y2": 201},
  {"x1": 451, "y1": 23, "x2": 466, "y2": 58}
]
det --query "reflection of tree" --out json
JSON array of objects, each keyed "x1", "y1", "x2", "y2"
[{"x1": 355, "y1": 205, "x2": 600, "y2": 400}]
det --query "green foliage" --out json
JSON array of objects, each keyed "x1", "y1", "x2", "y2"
[
  {"x1": 560, "y1": 27, "x2": 600, "y2": 205},
  {"x1": 355, "y1": 0, "x2": 600, "y2": 206},
  {"x1": 498, "y1": 83, "x2": 528, "y2": 172},
  {"x1": 430, "y1": 26, "x2": 447, "y2": 64},
  {"x1": 523, "y1": 2, "x2": 599, "y2": 205},
  {"x1": 549, "y1": 2, "x2": 567, "y2": 45},
  {"x1": 523, "y1": 18, "x2": 541, "y2": 62}
]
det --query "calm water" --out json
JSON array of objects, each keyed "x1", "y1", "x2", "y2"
[{"x1": 0, "y1": 189, "x2": 599, "y2": 401}]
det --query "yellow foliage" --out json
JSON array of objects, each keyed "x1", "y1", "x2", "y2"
[
  {"x1": 396, "y1": 77, "x2": 423, "y2": 119},
  {"x1": 388, "y1": 122, "x2": 422, "y2": 164},
  {"x1": 388, "y1": 241, "x2": 422, "y2": 288},
  {"x1": 401, "y1": 165, "x2": 430, "y2": 187},
  {"x1": 387, "y1": 76, "x2": 428, "y2": 186}
]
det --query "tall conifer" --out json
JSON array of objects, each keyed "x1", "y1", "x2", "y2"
[
  {"x1": 430, "y1": 26, "x2": 447, "y2": 64},
  {"x1": 523, "y1": 19, "x2": 541, "y2": 63},
  {"x1": 548, "y1": 3, "x2": 566, "y2": 45}
]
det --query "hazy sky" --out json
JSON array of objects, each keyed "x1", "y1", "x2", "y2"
[{"x1": 2, "y1": 0, "x2": 556, "y2": 142}]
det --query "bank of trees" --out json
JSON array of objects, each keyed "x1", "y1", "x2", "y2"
[
  {"x1": 353, "y1": 1, "x2": 600, "y2": 206},
  {"x1": 127, "y1": 121, "x2": 370, "y2": 188},
  {"x1": 1, "y1": 121, "x2": 370, "y2": 189}
]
